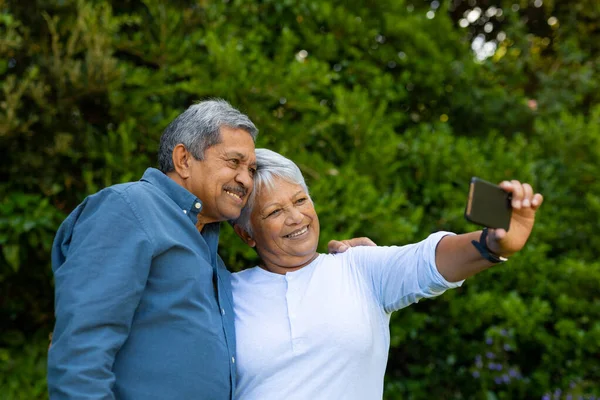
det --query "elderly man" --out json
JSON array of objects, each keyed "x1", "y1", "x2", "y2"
[{"x1": 48, "y1": 100, "x2": 259, "y2": 399}]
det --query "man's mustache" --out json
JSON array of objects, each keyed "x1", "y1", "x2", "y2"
[{"x1": 223, "y1": 185, "x2": 247, "y2": 197}]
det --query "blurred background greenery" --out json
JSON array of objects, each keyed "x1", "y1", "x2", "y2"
[{"x1": 1, "y1": 0, "x2": 599, "y2": 398}]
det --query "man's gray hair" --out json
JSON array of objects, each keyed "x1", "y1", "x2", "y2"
[
  {"x1": 158, "y1": 99, "x2": 258, "y2": 173},
  {"x1": 233, "y1": 148, "x2": 310, "y2": 236}
]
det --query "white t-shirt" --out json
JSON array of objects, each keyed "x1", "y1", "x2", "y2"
[{"x1": 231, "y1": 231, "x2": 463, "y2": 400}]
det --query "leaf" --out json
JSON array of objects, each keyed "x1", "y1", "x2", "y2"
[
  {"x1": 2, "y1": 244, "x2": 20, "y2": 272},
  {"x1": 486, "y1": 391, "x2": 499, "y2": 400}
]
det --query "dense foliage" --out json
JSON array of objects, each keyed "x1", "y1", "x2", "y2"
[{"x1": 1, "y1": 0, "x2": 598, "y2": 398}]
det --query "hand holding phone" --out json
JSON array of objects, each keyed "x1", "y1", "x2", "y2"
[{"x1": 464, "y1": 177, "x2": 512, "y2": 231}]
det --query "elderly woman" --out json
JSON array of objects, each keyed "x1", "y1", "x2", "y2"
[{"x1": 231, "y1": 149, "x2": 543, "y2": 399}]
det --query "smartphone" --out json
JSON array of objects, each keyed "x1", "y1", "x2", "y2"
[{"x1": 464, "y1": 177, "x2": 512, "y2": 231}]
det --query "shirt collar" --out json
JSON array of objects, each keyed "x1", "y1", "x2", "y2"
[
  {"x1": 140, "y1": 168, "x2": 221, "y2": 249},
  {"x1": 140, "y1": 167, "x2": 202, "y2": 215}
]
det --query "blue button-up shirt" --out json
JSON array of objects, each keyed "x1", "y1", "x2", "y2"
[{"x1": 48, "y1": 168, "x2": 236, "y2": 400}]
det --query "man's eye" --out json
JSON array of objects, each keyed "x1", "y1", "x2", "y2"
[
  {"x1": 249, "y1": 167, "x2": 256, "y2": 177},
  {"x1": 228, "y1": 159, "x2": 240, "y2": 166},
  {"x1": 296, "y1": 197, "x2": 307, "y2": 205}
]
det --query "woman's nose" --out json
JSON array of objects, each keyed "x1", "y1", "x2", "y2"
[{"x1": 285, "y1": 207, "x2": 303, "y2": 224}]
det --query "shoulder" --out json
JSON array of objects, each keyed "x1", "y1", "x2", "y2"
[
  {"x1": 109, "y1": 180, "x2": 160, "y2": 204},
  {"x1": 320, "y1": 246, "x2": 384, "y2": 262},
  {"x1": 98, "y1": 180, "x2": 172, "y2": 222},
  {"x1": 78, "y1": 181, "x2": 145, "y2": 209},
  {"x1": 231, "y1": 267, "x2": 272, "y2": 298},
  {"x1": 232, "y1": 266, "x2": 261, "y2": 283},
  {"x1": 77, "y1": 182, "x2": 155, "y2": 236},
  {"x1": 312, "y1": 251, "x2": 359, "y2": 275},
  {"x1": 53, "y1": 183, "x2": 154, "y2": 258}
]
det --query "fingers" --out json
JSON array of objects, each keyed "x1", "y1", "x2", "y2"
[
  {"x1": 345, "y1": 237, "x2": 377, "y2": 247},
  {"x1": 327, "y1": 240, "x2": 349, "y2": 254},
  {"x1": 500, "y1": 180, "x2": 543, "y2": 211},
  {"x1": 327, "y1": 237, "x2": 377, "y2": 254},
  {"x1": 531, "y1": 193, "x2": 544, "y2": 210},
  {"x1": 499, "y1": 180, "x2": 519, "y2": 208},
  {"x1": 521, "y1": 183, "x2": 533, "y2": 208},
  {"x1": 510, "y1": 180, "x2": 524, "y2": 209}
]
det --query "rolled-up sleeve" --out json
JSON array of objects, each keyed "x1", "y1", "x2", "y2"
[
  {"x1": 350, "y1": 231, "x2": 464, "y2": 313},
  {"x1": 48, "y1": 189, "x2": 153, "y2": 400}
]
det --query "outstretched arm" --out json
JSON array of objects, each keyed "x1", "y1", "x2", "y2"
[{"x1": 436, "y1": 180, "x2": 543, "y2": 282}]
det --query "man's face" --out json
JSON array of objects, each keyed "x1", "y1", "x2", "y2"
[
  {"x1": 249, "y1": 177, "x2": 320, "y2": 273},
  {"x1": 189, "y1": 126, "x2": 256, "y2": 225}
]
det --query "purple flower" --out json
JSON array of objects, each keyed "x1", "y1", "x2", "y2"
[
  {"x1": 486, "y1": 351, "x2": 495, "y2": 359},
  {"x1": 509, "y1": 368, "x2": 518, "y2": 377},
  {"x1": 472, "y1": 371, "x2": 480, "y2": 378},
  {"x1": 502, "y1": 374, "x2": 510, "y2": 383},
  {"x1": 494, "y1": 376, "x2": 503, "y2": 385},
  {"x1": 500, "y1": 328, "x2": 508, "y2": 336},
  {"x1": 542, "y1": 395, "x2": 551, "y2": 400},
  {"x1": 487, "y1": 362, "x2": 503, "y2": 371},
  {"x1": 486, "y1": 337, "x2": 493, "y2": 345},
  {"x1": 503, "y1": 343, "x2": 512, "y2": 351},
  {"x1": 566, "y1": 395, "x2": 572, "y2": 400}
]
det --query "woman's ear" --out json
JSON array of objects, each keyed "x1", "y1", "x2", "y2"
[
  {"x1": 172, "y1": 144, "x2": 192, "y2": 179},
  {"x1": 233, "y1": 224, "x2": 256, "y2": 248}
]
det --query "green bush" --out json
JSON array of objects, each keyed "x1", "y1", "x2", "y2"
[{"x1": 0, "y1": 333, "x2": 48, "y2": 400}]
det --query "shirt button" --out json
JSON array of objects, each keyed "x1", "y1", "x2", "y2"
[
  {"x1": 231, "y1": 356, "x2": 235, "y2": 364},
  {"x1": 221, "y1": 308, "x2": 225, "y2": 315},
  {"x1": 195, "y1": 202, "x2": 201, "y2": 210},
  {"x1": 183, "y1": 209, "x2": 187, "y2": 214}
]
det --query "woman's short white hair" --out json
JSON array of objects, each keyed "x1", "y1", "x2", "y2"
[{"x1": 232, "y1": 148, "x2": 309, "y2": 235}]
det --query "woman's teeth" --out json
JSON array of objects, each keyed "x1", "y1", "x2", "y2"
[{"x1": 286, "y1": 226, "x2": 308, "y2": 238}]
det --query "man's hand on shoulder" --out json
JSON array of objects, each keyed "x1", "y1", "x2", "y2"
[{"x1": 327, "y1": 237, "x2": 377, "y2": 254}]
